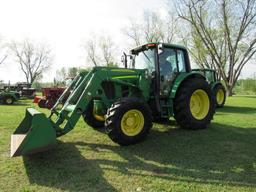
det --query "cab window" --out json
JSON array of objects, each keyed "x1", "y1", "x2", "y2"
[
  {"x1": 159, "y1": 48, "x2": 187, "y2": 73},
  {"x1": 177, "y1": 50, "x2": 186, "y2": 72},
  {"x1": 132, "y1": 48, "x2": 155, "y2": 73},
  {"x1": 205, "y1": 71, "x2": 214, "y2": 82}
]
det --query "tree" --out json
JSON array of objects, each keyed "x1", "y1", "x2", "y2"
[
  {"x1": 54, "y1": 67, "x2": 80, "y2": 86},
  {"x1": 123, "y1": 19, "x2": 142, "y2": 46},
  {"x1": 9, "y1": 39, "x2": 53, "y2": 84},
  {"x1": 100, "y1": 36, "x2": 116, "y2": 66},
  {"x1": 67, "y1": 67, "x2": 79, "y2": 77},
  {"x1": 84, "y1": 35, "x2": 117, "y2": 67},
  {"x1": 124, "y1": 11, "x2": 178, "y2": 46},
  {"x1": 86, "y1": 38, "x2": 99, "y2": 66},
  {"x1": 0, "y1": 37, "x2": 7, "y2": 65},
  {"x1": 177, "y1": 0, "x2": 256, "y2": 96},
  {"x1": 0, "y1": 55, "x2": 7, "y2": 65},
  {"x1": 54, "y1": 67, "x2": 67, "y2": 86}
]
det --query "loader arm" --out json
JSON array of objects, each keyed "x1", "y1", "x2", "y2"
[
  {"x1": 51, "y1": 69, "x2": 108, "y2": 136},
  {"x1": 47, "y1": 67, "x2": 148, "y2": 137}
]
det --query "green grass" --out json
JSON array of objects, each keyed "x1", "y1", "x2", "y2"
[{"x1": 0, "y1": 96, "x2": 256, "y2": 192}]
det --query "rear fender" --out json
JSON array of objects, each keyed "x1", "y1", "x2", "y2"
[
  {"x1": 169, "y1": 72, "x2": 206, "y2": 99},
  {"x1": 210, "y1": 82, "x2": 223, "y2": 90}
]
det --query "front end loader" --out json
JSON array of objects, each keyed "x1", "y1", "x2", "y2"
[{"x1": 11, "y1": 43, "x2": 215, "y2": 157}]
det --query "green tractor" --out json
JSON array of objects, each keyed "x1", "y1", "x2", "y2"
[
  {"x1": 11, "y1": 43, "x2": 215, "y2": 157},
  {"x1": 192, "y1": 69, "x2": 226, "y2": 108},
  {"x1": 0, "y1": 90, "x2": 20, "y2": 105}
]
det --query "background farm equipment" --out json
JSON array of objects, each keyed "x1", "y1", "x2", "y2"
[
  {"x1": 11, "y1": 42, "x2": 215, "y2": 157},
  {"x1": 0, "y1": 90, "x2": 20, "y2": 105},
  {"x1": 21, "y1": 88, "x2": 36, "y2": 99},
  {"x1": 34, "y1": 88, "x2": 66, "y2": 109},
  {"x1": 192, "y1": 69, "x2": 226, "y2": 107},
  {"x1": 3, "y1": 82, "x2": 36, "y2": 99}
]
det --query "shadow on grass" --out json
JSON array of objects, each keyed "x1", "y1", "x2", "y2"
[
  {"x1": 84, "y1": 123, "x2": 256, "y2": 187},
  {"x1": 23, "y1": 123, "x2": 256, "y2": 190},
  {"x1": 217, "y1": 105, "x2": 256, "y2": 114},
  {"x1": 23, "y1": 141, "x2": 117, "y2": 192}
]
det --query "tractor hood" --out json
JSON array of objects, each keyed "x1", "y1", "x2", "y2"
[
  {"x1": 87, "y1": 66, "x2": 151, "y2": 100},
  {"x1": 90, "y1": 66, "x2": 148, "y2": 83}
]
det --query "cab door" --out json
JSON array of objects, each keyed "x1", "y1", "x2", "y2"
[{"x1": 158, "y1": 47, "x2": 187, "y2": 97}]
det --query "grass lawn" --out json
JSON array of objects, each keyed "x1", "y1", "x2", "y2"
[{"x1": 0, "y1": 96, "x2": 256, "y2": 192}]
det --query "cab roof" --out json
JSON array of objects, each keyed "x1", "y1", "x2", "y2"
[
  {"x1": 192, "y1": 68, "x2": 216, "y2": 72},
  {"x1": 130, "y1": 42, "x2": 187, "y2": 54}
]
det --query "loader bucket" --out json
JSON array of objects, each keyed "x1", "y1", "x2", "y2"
[{"x1": 10, "y1": 108, "x2": 56, "y2": 157}]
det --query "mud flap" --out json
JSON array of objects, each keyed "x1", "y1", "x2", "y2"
[{"x1": 10, "y1": 108, "x2": 56, "y2": 157}]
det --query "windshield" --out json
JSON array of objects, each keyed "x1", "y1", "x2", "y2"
[{"x1": 130, "y1": 48, "x2": 155, "y2": 73}]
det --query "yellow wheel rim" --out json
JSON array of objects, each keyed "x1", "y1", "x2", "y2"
[
  {"x1": 216, "y1": 89, "x2": 224, "y2": 105},
  {"x1": 93, "y1": 114, "x2": 105, "y2": 121},
  {"x1": 121, "y1": 109, "x2": 144, "y2": 136},
  {"x1": 6, "y1": 98, "x2": 12, "y2": 104},
  {"x1": 190, "y1": 89, "x2": 210, "y2": 120}
]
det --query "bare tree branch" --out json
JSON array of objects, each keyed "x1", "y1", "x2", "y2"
[
  {"x1": 85, "y1": 38, "x2": 99, "y2": 66},
  {"x1": 100, "y1": 36, "x2": 115, "y2": 66},
  {"x1": 178, "y1": 0, "x2": 256, "y2": 96},
  {"x1": 0, "y1": 55, "x2": 7, "y2": 65},
  {"x1": 84, "y1": 35, "x2": 117, "y2": 67},
  {"x1": 124, "y1": 10, "x2": 178, "y2": 46},
  {"x1": 9, "y1": 39, "x2": 52, "y2": 84}
]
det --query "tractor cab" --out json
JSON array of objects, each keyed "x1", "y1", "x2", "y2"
[
  {"x1": 204, "y1": 69, "x2": 217, "y2": 84},
  {"x1": 125, "y1": 43, "x2": 191, "y2": 97}
]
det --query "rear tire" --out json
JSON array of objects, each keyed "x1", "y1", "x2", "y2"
[
  {"x1": 4, "y1": 97, "x2": 14, "y2": 105},
  {"x1": 82, "y1": 101, "x2": 104, "y2": 129},
  {"x1": 174, "y1": 78, "x2": 215, "y2": 130},
  {"x1": 105, "y1": 97, "x2": 152, "y2": 146},
  {"x1": 213, "y1": 84, "x2": 226, "y2": 108}
]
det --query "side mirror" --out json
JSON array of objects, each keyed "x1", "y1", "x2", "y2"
[
  {"x1": 121, "y1": 52, "x2": 127, "y2": 68},
  {"x1": 158, "y1": 43, "x2": 164, "y2": 55}
]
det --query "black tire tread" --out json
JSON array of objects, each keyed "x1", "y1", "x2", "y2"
[
  {"x1": 174, "y1": 78, "x2": 215, "y2": 130},
  {"x1": 105, "y1": 97, "x2": 152, "y2": 146},
  {"x1": 4, "y1": 96, "x2": 14, "y2": 105}
]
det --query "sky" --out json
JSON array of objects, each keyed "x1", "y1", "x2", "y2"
[{"x1": 0, "y1": 0, "x2": 255, "y2": 84}]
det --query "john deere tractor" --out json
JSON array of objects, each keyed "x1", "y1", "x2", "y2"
[
  {"x1": 192, "y1": 69, "x2": 226, "y2": 107},
  {"x1": 11, "y1": 43, "x2": 215, "y2": 157},
  {"x1": 0, "y1": 90, "x2": 20, "y2": 105}
]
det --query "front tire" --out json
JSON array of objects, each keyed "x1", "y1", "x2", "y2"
[
  {"x1": 105, "y1": 98, "x2": 152, "y2": 146},
  {"x1": 4, "y1": 97, "x2": 14, "y2": 105},
  {"x1": 174, "y1": 78, "x2": 215, "y2": 130}
]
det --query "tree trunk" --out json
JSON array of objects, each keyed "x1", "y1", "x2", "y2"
[{"x1": 226, "y1": 85, "x2": 233, "y2": 96}]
